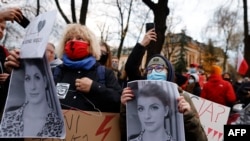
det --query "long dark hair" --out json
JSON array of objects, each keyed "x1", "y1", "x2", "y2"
[
  {"x1": 23, "y1": 58, "x2": 59, "y2": 114},
  {"x1": 138, "y1": 83, "x2": 170, "y2": 107},
  {"x1": 100, "y1": 41, "x2": 112, "y2": 69}
]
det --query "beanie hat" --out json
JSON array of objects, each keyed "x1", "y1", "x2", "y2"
[
  {"x1": 190, "y1": 73, "x2": 199, "y2": 82},
  {"x1": 147, "y1": 56, "x2": 167, "y2": 68},
  {"x1": 190, "y1": 63, "x2": 198, "y2": 68},
  {"x1": 211, "y1": 65, "x2": 222, "y2": 75},
  {"x1": 146, "y1": 54, "x2": 174, "y2": 82}
]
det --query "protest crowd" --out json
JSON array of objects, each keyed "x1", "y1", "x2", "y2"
[{"x1": 0, "y1": 5, "x2": 250, "y2": 141}]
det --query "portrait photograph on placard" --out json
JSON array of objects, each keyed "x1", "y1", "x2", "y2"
[
  {"x1": 0, "y1": 57, "x2": 65, "y2": 138},
  {"x1": 126, "y1": 80, "x2": 185, "y2": 141}
]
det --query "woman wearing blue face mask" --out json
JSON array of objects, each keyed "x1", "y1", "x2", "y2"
[
  {"x1": 145, "y1": 55, "x2": 174, "y2": 81},
  {"x1": 120, "y1": 29, "x2": 207, "y2": 141}
]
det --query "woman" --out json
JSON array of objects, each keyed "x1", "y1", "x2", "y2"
[
  {"x1": 185, "y1": 73, "x2": 201, "y2": 96},
  {"x1": 129, "y1": 83, "x2": 174, "y2": 141},
  {"x1": 55, "y1": 24, "x2": 121, "y2": 112},
  {"x1": 5, "y1": 24, "x2": 122, "y2": 113},
  {"x1": 121, "y1": 29, "x2": 207, "y2": 141},
  {"x1": 98, "y1": 41, "x2": 126, "y2": 86},
  {"x1": 99, "y1": 41, "x2": 112, "y2": 69},
  {"x1": 0, "y1": 59, "x2": 63, "y2": 137}
]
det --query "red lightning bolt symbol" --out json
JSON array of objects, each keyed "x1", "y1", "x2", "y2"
[{"x1": 96, "y1": 115, "x2": 115, "y2": 141}]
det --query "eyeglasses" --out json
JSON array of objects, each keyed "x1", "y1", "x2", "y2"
[{"x1": 146, "y1": 65, "x2": 165, "y2": 74}]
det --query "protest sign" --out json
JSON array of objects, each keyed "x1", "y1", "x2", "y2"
[
  {"x1": 20, "y1": 10, "x2": 57, "y2": 58},
  {"x1": 127, "y1": 80, "x2": 185, "y2": 141},
  {"x1": 0, "y1": 11, "x2": 65, "y2": 139},
  {"x1": 25, "y1": 110, "x2": 120, "y2": 141},
  {"x1": 186, "y1": 91, "x2": 230, "y2": 141}
]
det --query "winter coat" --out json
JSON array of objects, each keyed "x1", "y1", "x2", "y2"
[
  {"x1": 122, "y1": 43, "x2": 208, "y2": 141},
  {"x1": 200, "y1": 74, "x2": 237, "y2": 107},
  {"x1": 54, "y1": 63, "x2": 122, "y2": 113}
]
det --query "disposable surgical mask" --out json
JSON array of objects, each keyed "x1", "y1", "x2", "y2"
[
  {"x1": 147, "y1": 69, "x2": 166, "y2": 80},
  {"x1": 188, "y1": 79, "x2": 194, "y2": 84}
]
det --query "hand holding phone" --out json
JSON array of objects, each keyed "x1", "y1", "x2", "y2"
[
  {"x1": 145, "y1": 23, "x2": 155, "y2": 32},
  {"x1": 16, "y1": 15, "x2": 30, "y2": 28}
]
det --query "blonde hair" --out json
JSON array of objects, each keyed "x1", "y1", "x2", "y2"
[{"x1": 57, "y1": 24, "x2": 101, "y2": 60}]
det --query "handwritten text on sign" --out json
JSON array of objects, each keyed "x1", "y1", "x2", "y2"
[
  {"x1": 187, "y1": 92, "x2": 230, "y2": 141},
  {"x1": 25, "y1": 110, "x2": 121, "y2": 141}
]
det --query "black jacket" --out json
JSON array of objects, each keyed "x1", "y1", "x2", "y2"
[
  {"x1": 0, "y1": 46, "x2": 9, "y2": 117},
  {"x1": 54, "y1": 63, "x2": 122, "y2": 113},
  {"x1": 122, "y1": 43, "x2": 207, "y2": 141}
]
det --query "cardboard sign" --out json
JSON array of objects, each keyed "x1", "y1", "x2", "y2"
[
  {"x1": 25, "y1": 110, "x2": 121, "y2": 141},
  {"x1": 186, "y1": 92, "x2": 230, "y2": 141},
  {"x1": 0, "y1": 11, "x2": 65, "y2": 139}
]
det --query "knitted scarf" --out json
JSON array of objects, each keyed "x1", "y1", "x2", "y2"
[{"x1": 62, "y1": 54, "x2": 96, "y2": 70}]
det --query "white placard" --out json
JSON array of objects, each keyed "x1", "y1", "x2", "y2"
[
  {"x1": 20, "y1": 10, "x2": 57, "y2": 58},
  {"x1": 186, "y1": 91, "x2": 230, "y2": 141}
]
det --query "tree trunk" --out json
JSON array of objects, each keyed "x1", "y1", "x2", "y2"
[
  {"x1": 243, "y1": 0, "x2": 250, "y2": 76},
  {"x1": 79, "y1": 0, "x2": 88, "y2": 25},
  {"x1": 55, "y1": 0, "x2": 70, "y2": 24},
  {"x1": 143, "y1": 0, "x2": 169, "y2": 64},
  {"x1": 71, "y1": 0, "x2": 77, "y2": 23},
  {"x1": 36, "y1": 0, "x2": 40, "y2": 16}
]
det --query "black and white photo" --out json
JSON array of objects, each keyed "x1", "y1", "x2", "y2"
[
  {"x1": 0, "y1": 58, "x2": 65, "y2": 138},
  {"x1": 126, "y1": 80, "x2": 185, "y2": 141}
]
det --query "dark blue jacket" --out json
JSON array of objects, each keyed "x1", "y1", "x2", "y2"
[{"x1": 53, "y1": 63, "x2": 122, "y2": 113}]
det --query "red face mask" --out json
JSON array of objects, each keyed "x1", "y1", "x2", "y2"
[{"x1": 64, "y1": 40, "x2": 90, "y2": 60}]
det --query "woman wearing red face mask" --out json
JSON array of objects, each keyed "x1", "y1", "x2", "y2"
[
  {"x1": 52, "y1": 24, "x2": 121, "y2": 113},
  {"x1": 5, "y1": 24, "x2": 122, "y2": 113}
]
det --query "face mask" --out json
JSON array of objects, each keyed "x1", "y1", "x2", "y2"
[
  {"x1": 147, "y1": 69, "x2": 166, "y2": 80},
  {"x1": 112, "y1": 62, "x2": 118, "y2": 70},
  {"x1": 223, "y1": 78, "x2": 231, "y2": 82},
  {"x1": 189, "y1": 68, "x2": 197, "y2": 73},
  {"x1": 99, "y1": 54, "x2": 108, "y2": 65},
  {"x1": 188, "y1": 79, "x2": 194, "y2": 84},
  {"x1": 64, "y1": 40, "x2": 90, "y2": 60}
]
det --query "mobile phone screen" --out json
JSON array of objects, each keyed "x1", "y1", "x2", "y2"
[
  {"x1": 16, "y1": 15, "x2": 30, "y2": 28},
  {"x1": 145, "y1": 23, "x2": 155, "y2": 32}
]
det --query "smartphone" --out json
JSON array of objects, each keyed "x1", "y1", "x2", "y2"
[
  {"x1": 145, "y1": 22, "x2": 155, "y2": 32},
  {"x1": 0, "y1": 63, "x2": 3, "y2": 74},
  {"x1": 16, "y1": 15, "x2": 30, "y2": 28}
]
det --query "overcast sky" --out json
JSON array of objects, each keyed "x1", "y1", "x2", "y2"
[
  {"x1": 168, "y1": 0, "x2": 242, "y2": 42},
  {"x1": 0, "y1": 0, "x2": 246, "y2": 49},
  {"x1": 84, "y1": 0, "x2": 244, "y2": 47}
]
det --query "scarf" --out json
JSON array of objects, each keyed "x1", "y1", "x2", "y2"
[{"x1": 62, "y1": 54, "x2": 96, "y2": 70}]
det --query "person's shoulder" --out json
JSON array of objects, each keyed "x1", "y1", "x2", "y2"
[
  {"x1": 3, "y1": 107, "x2": 23, "y2": 119},
  {"x1": 47, "y1": 110, "x2": 63, "y2": 123},
  {"x1": 221, "y1": 79, "x2": 233, "y2": 86},
  {"x1": 96, "y1": 64, "x2": 114, "y2": 75}
]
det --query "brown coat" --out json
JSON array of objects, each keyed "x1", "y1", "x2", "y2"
[{"x1": 181, "y1": 91, "x2": 208, "y2": 141}]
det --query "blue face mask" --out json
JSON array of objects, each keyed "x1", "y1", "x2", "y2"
[
  {"x1": 147, "y1": 69, "x2": 167, "y2": 80},
  {"x1": 189, "y1": 68, "x2": 197, "y2": 73}
]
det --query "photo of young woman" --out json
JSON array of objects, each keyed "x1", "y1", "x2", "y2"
[
  {"x1": 0, "y1": 58, "x2": 65, "y2": 138},
  {"x1": 126, "y1": 80, "x2": 185, "y2": 141}
]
